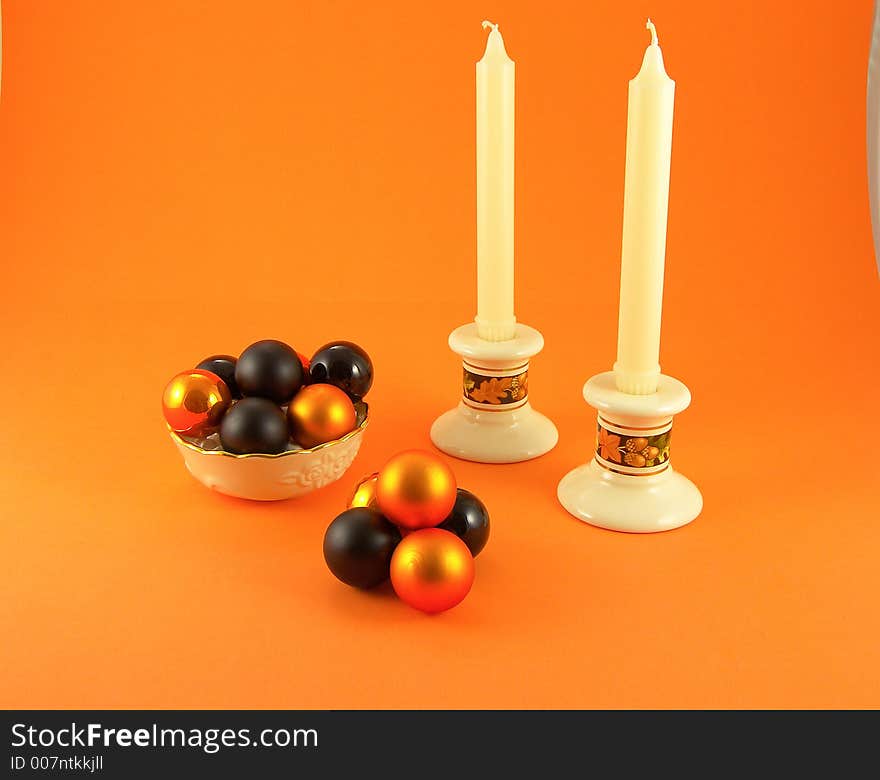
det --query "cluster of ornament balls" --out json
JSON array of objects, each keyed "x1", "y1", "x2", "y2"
[
  {"x1": 162, "y1": 339, "x2": 373, "y2": 453},
  {"x1": 323, "y1": 450, "x2": 490, "y2": 614}
]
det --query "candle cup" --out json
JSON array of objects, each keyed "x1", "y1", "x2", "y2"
[
  {"x1": 430, "y1": 322, "x2": 558, "y2": 463},
  {"x1": 557, "y1": 371, "x2": 702, "y2": 533}
]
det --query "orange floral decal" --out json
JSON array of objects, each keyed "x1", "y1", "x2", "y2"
[
  {"x1": 463, "y1": 368, "x2": 528, "y2": 406},
  {"x1": 470, "y1": 377, "x2": 512, "y2": 404},
  {"x1": 597, "y1": 427, "x2": 623, "y2": 463},
  {"x1": 595, "y1": 422, "x2": 670, "y2": 468}
]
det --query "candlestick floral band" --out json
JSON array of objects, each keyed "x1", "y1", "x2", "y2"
[
  {"x1": 595, "y1": 416, "x2": 671, "y2": 475},
  {"x1": 462, "y1": 362, "x2": 529, "y2": 410}
]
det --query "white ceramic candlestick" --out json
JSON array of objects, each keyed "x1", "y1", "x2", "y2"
[
  {"x1": 557, "y1": 371, "x2": 701, "y2": 532},
  {"x1": 430, "y1": 323, "x2": 558, "y2": 463},
  {"x1": 558, "y1": 22, "x2": 698, "y2": 532}
]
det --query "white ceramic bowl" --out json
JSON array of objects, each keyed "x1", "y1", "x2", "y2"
[{"x1": 169, "y1": 402, "x2": 368, "y2": 501}]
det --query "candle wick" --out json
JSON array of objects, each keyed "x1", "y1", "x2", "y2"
[
  {"x1": 646, "y1": 18, "x2": 658, "y2": 46},
  {"x1": 481, "y1": 19, "x2": 498, "y2": 33}
]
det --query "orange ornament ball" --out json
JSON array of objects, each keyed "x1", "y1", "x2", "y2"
[
  {"x1": 287, "y1": 383, "x2": 357, "y2": 449},
  {"x1": 390, "y1": 528, "x2": 474, "y2": 613},
  {"x1": 162, "y1": 369, "x2": 232, "y2": 436},
  {"x1": 348, "y1": 472, "x2": 379, "y2": 509},
  {"x1": 376, "y1": 450, "x2": 457, "y2": 530}
]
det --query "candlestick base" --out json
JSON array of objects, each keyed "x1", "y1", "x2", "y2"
[
  {"x1": 430, "y1": 322, "x2": 558, "y2": 464},
  {"x1": 557, "y1": 371, "x2": 702, "y2": 533}
]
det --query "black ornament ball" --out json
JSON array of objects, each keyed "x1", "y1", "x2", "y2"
[
  {"x1": 309, "y1": 341, "x2": 373, "y2": 400},
  {"x1": 196, "y1": 354, "x2": 241, "y2": 398},
  {"x1": 219, "y1": 397, "x2": 289, "y2": 455},
  {"x1": 323, "y1": 508, "x2": 401, "y2": 589},
  {"x1": 438, "y1": 488, "x2": 490, "y2": 557},
  {"x1": 235, "y1": 339, "x2": 304, "y2": 404}
]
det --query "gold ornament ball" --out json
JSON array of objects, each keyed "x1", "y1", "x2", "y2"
[
  {"x1": 162, "y1": 369, "x2": 232, "y2": 436},
  {"x1": 376, "y1": 449, "x2": 457, "y2": 530},
  {"x1": 287, "y1": 383, "x2": 357, "y2": 449},
  {"x1": 390, "y1": 528, "x2": 475, "y2": 613},
  {"x1": 348, "y1": 472, "x2": 379, "y2": 509}
]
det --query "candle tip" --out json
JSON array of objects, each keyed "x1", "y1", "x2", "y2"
[
  {"x1": 646, "y1": 18, "x2": 658, "y2": 46},
  {"x1": 481, "y1": 20, "x2": 498, "y2": 33}
]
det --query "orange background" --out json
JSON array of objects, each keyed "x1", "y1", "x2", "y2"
[{"x1": 2, "y1": 0, "x2": 879, "y2": 709}]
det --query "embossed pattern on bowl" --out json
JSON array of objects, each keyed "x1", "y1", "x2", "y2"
[{"x1": 169, "y1": 403, "x2": 368, "y2": 500}]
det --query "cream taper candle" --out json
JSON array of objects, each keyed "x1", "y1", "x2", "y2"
[
  {"x1": 613, "y1": 20, "x2": 675, "y2": 395},
  {"x1": 475, "y1": 20, "x2": 516, "y2": 342}
]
